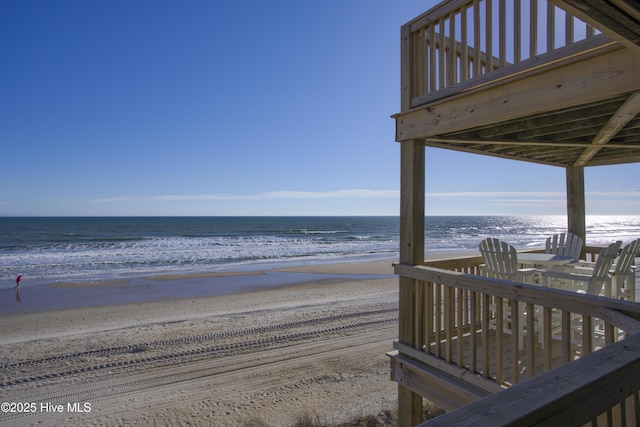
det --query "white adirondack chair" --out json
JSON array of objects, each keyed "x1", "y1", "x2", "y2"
[
  {"x1": 613, "y1": 238, "x2": 640, "y2": 301},
  {"x1": 479, "y1": 238, "x2": 538, "y2": 349},
  {"x1": 542, "y1": 241, "x2": 622, "y2": 296},
  {"x1": 479, "y1": 238, "x2": 537, "y2": 283},
  {"x1": 545, "y1": 232, "x2": 583, "y2": 262},
  {"x1": 542, "y1": 241, "x2": 622, "y2": 347}
]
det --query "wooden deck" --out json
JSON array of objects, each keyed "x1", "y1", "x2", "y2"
[
  {"x1": 392, "y1": 1, "x2": 640, "y2": 424},
  {"x1": 390, "y1": 251, "x2": 640, "y2": 423}
]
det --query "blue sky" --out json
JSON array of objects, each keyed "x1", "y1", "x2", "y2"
[{"x1": 1, "y1": 1, "x2": 638, "y2": 217}]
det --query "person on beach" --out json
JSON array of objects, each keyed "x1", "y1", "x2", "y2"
[{"x1": 15, "y1": 275, "x2": 22, "y2": 288}]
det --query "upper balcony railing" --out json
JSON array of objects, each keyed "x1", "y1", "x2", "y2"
[{"x1": 401, "y1": 0, "x2": 611, "y2": 111}]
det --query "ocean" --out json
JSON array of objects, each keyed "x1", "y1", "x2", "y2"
[{"x1": 1, "y1": 215, "x2": 639, "y2": 290}]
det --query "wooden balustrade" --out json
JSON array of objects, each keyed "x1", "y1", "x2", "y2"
[
  {"x1": 418, "y1": 332, "x2": 640, "y2": 426},
  {"x1": 390, "y1": 259, "x2": 640, "y2": 415},
  {"x1": 402, "y1": 0, "x2": 605, "y2": 110}
]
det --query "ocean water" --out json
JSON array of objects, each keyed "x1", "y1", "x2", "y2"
[{"x1": 1, "y1": 216, "x2": 638, "y2": 289}]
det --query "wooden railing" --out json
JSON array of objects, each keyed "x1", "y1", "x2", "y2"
[
  {"x1": 419, "y1": 332, "x2": 640, "y2": 426},
  {"x1": 391, "y1": 249, "x2": 640, "y2": 421},
  {"x1": 402, "y1": 0, "x2": 608, "y2": 110}
]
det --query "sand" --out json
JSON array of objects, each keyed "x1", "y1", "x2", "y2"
[{"x1": 0, "y1": 259, "x2": 400, "y2": 426}]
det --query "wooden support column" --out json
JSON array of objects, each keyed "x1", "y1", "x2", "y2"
[
  {"x1": 566, "y1": 166, "x2": 586, "y2": 253},
  {"x1": 398, "y1": 140, "x2": 425, "y2": 426}
]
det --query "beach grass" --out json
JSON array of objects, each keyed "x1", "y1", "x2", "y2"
[{"x1": 244, "y1": 403, "x2": 444, "y2": 426}]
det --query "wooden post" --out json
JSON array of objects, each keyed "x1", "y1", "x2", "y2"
[
  {"x1": 398, "y1": 140, "x2": 425, "y2": 426},
  {"x1": 566, "y1": 166, "x2": 586, "y2": 256}
]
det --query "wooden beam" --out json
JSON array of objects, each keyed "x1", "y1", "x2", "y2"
[
  {"x1": 419, "y1": 141, "x2": 568, "y2": 167},
  {"x1": 588, "y1": 153, "x2": 640, "y2": 166},
  {"x1": 445, "y1": 94, "x2": 627, "y2": 138},
  {"x1": 396, "y1": 47, "x2": 640, "y2": 141},
  {"x1": 424, "y1": 137, "x2": 640, "y2": 150},
  {"x1": 494, "y1": 106, "x2": 624, "y2": 140},
  {"x1": 575, "y1": 91, "x2": 640, "y2": 166}
]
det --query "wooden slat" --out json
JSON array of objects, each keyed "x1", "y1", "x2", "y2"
[
  {"x1": 527, "y1": 302, "x2": 536, "y2": 378},
  {"x1": 486, "y1": 0, "x2": 493, "y2": 71},
  {"x1": 561, "y1": 311, "x2": 571, "y2": 363},
  {"x1": 511, "y1": 300, "x2": 519, "y2": 383},
  {"x1": 515, "y1": 0, "x2": 522, "y2": 63},
  {"x1": 583, "y1": 315, "x2": 593, "y2": 354},
  {"x1": 547, "y1": 1, "x2": 556, "y2": 52},
  {"x1": 416, "y1": 280, "x2": 426, "y2": 349},
  {"x1": 446, "y1": 285, "x2": 454, "y2": 362},
  {"x1": 605, "y1": 322, "x2": 615, "y2": 345},
  {"x1": 530, "y1": 0, "x2": 538, "y2": 56},
  {"x1": 457, "y1": 287, "x2": 465, "y2": 367},
  {"x1": 427, "y1": 281, "x2": 434, "y2": 350},
  {"x1": 438, "y1": 19, "x2": 446, "y2": 90},
  {"x1": 400, "y1": 24, "x2": 412, "y2": 111},
  {"x1": 429, "y1": 24, "x2": 437, "y2": 93},
  {"x1": 473, "y1": 0, "x2": 482, "y2": 78},
  {"x1": 416, "y1": 29, "x2": 425, "y2": 99},
  {"x1": 499, "y1": 0, "x2": 507, "y2": 67},
  {"x1": 496, "y1": 296, "x2": 504, "y2": 383},
  {"x1": 448, "y1": 13, "x2": 456, "y2": 87},
  {"x1": 482, "y1": 293, "x2": 490, "y2": 377},
  {"x1": 461, "y1": 7, "x2": 469, "y2": 81},
  {"x1": 543, "y1": 307, "x2": 553, "y2": 370},
  {"x1": 470, "y1": 290, "x2": 478, "y2": 372},
  {"x1": 566, "y1": 8, "x2": 574, "y2": 45},
  {"x1": 435, "y1": 283, "x2": 442, "y2": 357}
]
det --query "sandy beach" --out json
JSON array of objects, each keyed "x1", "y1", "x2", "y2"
[{"x1": 0, "y1": 259, "x2": 400, "y2": 426}]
